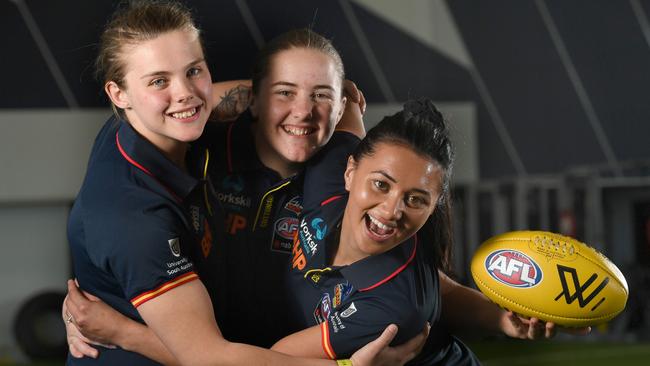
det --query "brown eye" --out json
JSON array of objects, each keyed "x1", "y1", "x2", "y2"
[
  {"x1": 373, "y1": 180, "x2": 388, "y2": 191},
  {"x1": 406, "y1": 195, "x2": 427, "y2": 208}
]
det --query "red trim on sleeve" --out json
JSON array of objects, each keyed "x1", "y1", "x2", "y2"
[
  {"x1": 321, "y1": 321, "x2": 337, "y2": 359},
  {"x1": 116, "y1": 132, "x2": 182, "y2": 203},
  {"x1": 130, "y1": 272, "x2": 198, "y2": 307},
  {"x1": 359, "y1": 235, "x2": 418, "y2": 292},
  {"x1": 321, "y1": 195, "x2": 343, "y2": 206}
]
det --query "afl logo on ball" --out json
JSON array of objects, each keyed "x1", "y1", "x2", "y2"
[{"x1": 485, "y1": 250, "x2": 542, "y2": 288}]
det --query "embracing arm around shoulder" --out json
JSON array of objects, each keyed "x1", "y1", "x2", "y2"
[{"x1": 210, "y1": 80, "x2": 252, "y2": 122}]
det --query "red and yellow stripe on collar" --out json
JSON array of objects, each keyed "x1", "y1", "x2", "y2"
[{"x1": 130, "y1": 272, "x2": 198, "y2": 307}]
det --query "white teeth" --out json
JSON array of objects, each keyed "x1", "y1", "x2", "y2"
[
  {"x1": 283, "y1": 126, "x2": 313, "y2": 136},
  {"x1": 368, "y1": 214, "x2": 391, "y2": 230},
  {"x1": 171, "y1": 108, "x2": 197, "y2": 119}
]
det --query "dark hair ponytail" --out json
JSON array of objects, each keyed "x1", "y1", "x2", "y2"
[{"x1": 352, "y1": 98, "x2": 455, "y2": 273}]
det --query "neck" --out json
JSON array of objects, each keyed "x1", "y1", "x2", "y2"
[
  {"x1": 252, "y1": 124, "x2": 301, "y2": 179},
  {"x1": 126, "y1": 116, "x2": 188, "y2": 171},
  {"x1": 332, "y1": 209, "x2": 367, "y2": 266}
]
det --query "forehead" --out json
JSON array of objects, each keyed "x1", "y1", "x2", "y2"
[
  {"x1": 358, "y1": 143, "x2": 443, "y2": 192},
  {"x1": 121, "y1": 29, "x2": 204, "y2": 75},
  {"x1": 266, "y1": 48, "x2": 341, "y2": 87}
]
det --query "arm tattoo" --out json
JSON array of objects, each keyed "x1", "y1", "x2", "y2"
[{"x1": 210, "y1": 84, "x2": 252, "y2": 122}]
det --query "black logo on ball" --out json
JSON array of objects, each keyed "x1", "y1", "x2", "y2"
[{"x1": 554, "y1": 265, "x2": 609, "y2": 311}]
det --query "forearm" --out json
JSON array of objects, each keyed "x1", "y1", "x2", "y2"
[
  {"x1": 439, "y1": 271, "x2": 505, "y2": 336},
  {"x1": 210, "y1": 80, "x2": 252, "y2": 122},
  {"x1": 116, "y1": 320, "x2": 179, "y2": 366}
]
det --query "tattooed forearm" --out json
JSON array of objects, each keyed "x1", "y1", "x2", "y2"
[{"x1": 210, "y1": 84, "x2": 252, "y2": 122}]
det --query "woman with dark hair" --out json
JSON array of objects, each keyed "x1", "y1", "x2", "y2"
[{"x1": 271, "y1": 98, "x2": 480, "y2": 364}]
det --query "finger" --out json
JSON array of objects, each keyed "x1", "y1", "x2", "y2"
[
  {"x1": 69, "y1": 336, "x2": 99, "y2": 358},
  {"x1": 545, "y1": 322, "x2": 557, "y2": 339},
  {"x1": 358, "y1": 89, "x2": 366, "y2": 115},
  {"x1": 343, "y1": 80, "x2": 361, "y2": 103},
  {"x1": 507, "y1": 312, "x2": 525, "y2": 335},
  {"x1": 528, "y1": 318, "x2": 544, "y2": 339}
]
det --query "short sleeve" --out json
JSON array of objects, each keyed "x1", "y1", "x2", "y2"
[
  {"x1": 302, "y1": 131, "x2": 360, "y2": 211},
  {"x1": 321, "y1": 294, "x2": 423, "y2": 359},
  {"x1": 85, "y1": 191, "x2": 197, "y2": 307}
]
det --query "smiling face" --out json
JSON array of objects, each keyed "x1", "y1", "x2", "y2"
[
  {"x1": 339, "y1": 142, "x2": 443, "y2": 263},
  {"x1": 250, "y1": 47, "x2": 346, "y2": 177},
  {"x1": 105, "y1": 28, "x2": 212, "y2": 157}
]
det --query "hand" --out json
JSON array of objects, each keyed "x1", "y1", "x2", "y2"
[
  {"x1": 65, "y1": 279, "x2": 123, "y2": 348},
  {"x1": 63, "y1": 295, "x2": 100, "y2": 358},
  {"x1": 351, "y1": 323, "x2": 429, "y2": 366},
  {"x1": 501, "y1": 311, "x2": 591, "y2": 340},
  {"x1": 343, "y1": 79, "x2": 366, "y2": 115}
]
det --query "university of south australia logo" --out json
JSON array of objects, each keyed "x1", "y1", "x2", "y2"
[{"x1": 485, "y1": 250, "x2": 542, "y2": 288}]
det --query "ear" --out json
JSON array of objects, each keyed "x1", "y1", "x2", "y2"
[
  {"x1": 333, "y1": 96, "x2": 347, "y2": 127},
  {"x1": 248, "y1": 94, "x2": 259, "y2": 119},
  {"x1": 105, "y1": 81, "x2": 130, "y2": 109},
  {"x1": 343, "y1": 155, "x2": 356, "y2": 192}
]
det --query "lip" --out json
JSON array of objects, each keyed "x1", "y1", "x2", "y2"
[{"x1": 363, "y1": 213, "x2": 397, "y2": 243}]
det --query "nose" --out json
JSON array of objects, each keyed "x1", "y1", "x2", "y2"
[
  {"x1": 174, "y1": 78, "x2": 195, "y2": 104},
  {"x1": 291, "y1": 94, "x2": 314, "y2": 121},
  {"x1": 380, "y1": 193, "x2": 404, "y2": 221}
]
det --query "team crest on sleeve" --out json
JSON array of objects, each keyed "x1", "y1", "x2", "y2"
[
  {"x1": 168, "y1": 237, "x2": 181, "y2": 257},
  {"x1": 485, "y1": 249, "x2": 542, "y2": 288}
]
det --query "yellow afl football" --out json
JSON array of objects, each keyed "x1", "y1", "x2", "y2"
[{"x1": 470, "y1": 231, "x2": 628, "y2": 327}]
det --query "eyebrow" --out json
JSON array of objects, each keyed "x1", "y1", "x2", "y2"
[
  {"x1": 372, "y1": 170, "x2": 432, "y2": 197},
  {"x1": 140, "y1": 58, "x2": 205, "y2": 79},
  {"x1": 270, "y1": 81, "x2": 335, "y2": 91}
]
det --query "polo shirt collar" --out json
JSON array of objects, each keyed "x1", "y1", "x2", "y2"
[
  {"x1": 339, "y1": 235, "x2": 418, "y2": 292},
  {"x1": 116, "y1": 119, "x2": 199, "y2": 201}
]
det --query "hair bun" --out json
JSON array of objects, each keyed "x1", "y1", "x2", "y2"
[{"x1": 403, "y1": 98, "x2": 443, "y2": 123}]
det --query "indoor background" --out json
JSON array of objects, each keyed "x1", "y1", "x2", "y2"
[{"x1": 1, "y1": 0, "x2": 649, "y2": 364}]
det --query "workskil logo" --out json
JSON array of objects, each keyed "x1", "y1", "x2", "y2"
[
  {"x1": 311, "y1": 217, "x2": 327, "y2": 240},
  {"x1": 221, "y1": 175, "x2": 244, "y2": 193},
  {"x1": 485, "y1": 250, "x2": 542, "y2": 288}
]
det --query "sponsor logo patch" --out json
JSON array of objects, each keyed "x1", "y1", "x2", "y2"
[
  {"x1": 299, "y1": 218, "x2": 319, "y2": 257},
  {"x1": 284, "y1": 195, "x2": 303, "y2": 214},
  {"x1": 217, "y1": 192, "x2": 252, "y2": 208},
  {"x1": 221, "y1": 175, "x2": 244, "y2": 193},
  {"x1": 485, "y1": 249, "x2": 542, "y2": 288},
  {"x1": 340, "y1": 302, "x2": 357, "y2": 318},
  {"x1": 311, "y1": 217, "x2": 327, "y2": 240},
  {"x1": 274, "y1": 217, "x2": 299, "y2": 240},
  {"x1": 314, "y1": 293, "x2": 332, "y2": 324},
  {"x1": 168, "y1": 237, "x2": 181, "y2": 257}
]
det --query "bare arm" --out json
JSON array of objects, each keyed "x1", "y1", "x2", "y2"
[
  {"x1": 65, "y1": 280, "x2": 179, "y2": 365},
  {"x1": 210, "y1": 80, "x2": 252, "y2": 122},
  {"x1": 336, "y1": 80, "x2": 366, "y2": 138},
  {"x1": 438, "y1": 270, "x2": 591, "y2": 339}
]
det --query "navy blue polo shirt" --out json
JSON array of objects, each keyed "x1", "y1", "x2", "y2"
[
  {"x1": 67, "y1": 117, "x2": 222, "y2": 365},
  {"x1": 288, "y1": 132, "x2": 481, "y2": 365},
  {"x1": 192, "y1": 110, "x2": 304, "y2": 346}
]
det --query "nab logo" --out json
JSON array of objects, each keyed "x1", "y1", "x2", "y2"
[
  {"x1": 555, "y1": 265, "x2": 609, "y2": 311},
  {"x1": 485, "y1": 250, "x2": 542, "y2": 288},
  {"x1": 311, "y1": 218, "x2": 327, "y2": 240}
]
